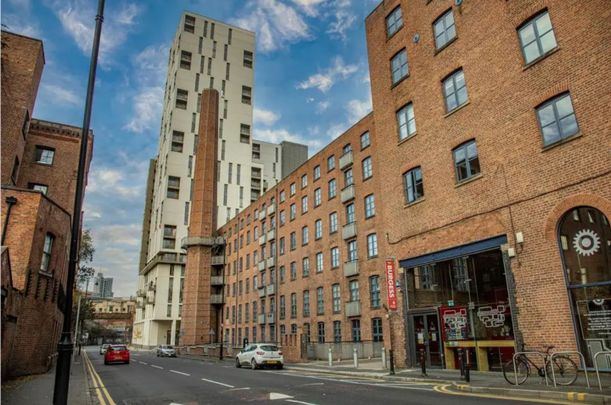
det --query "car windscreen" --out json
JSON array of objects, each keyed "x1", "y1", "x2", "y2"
[
  {"x1": 259, "y1": 345, "x2": 278, "y2": 351},
  {"x1": 112, "y1": 345, "x2": 128, "y2": 351},
  {"x1": 162, "y1": 346, "x2": 174, "y2": 349}
]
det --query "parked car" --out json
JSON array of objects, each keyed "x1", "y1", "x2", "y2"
[
  {"x1": 235, "y1": 343, "x2": 283, "y2": 369},
  {"x1": 99, "y1": 344, "x2": 110, "y2": 355},
  {"x1": 104, "y1": 344, "x2": 130, "y2": 365},
  {"x1": 156, "y1": 345, "x2": 176, "y2": 357}
]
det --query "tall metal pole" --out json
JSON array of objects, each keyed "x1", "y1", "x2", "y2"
[{"x1": 53, "y1": 1, "x2": 105, "y2": 403}]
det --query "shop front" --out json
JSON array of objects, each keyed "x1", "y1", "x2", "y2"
[{"x1": 401, "y1": 236, "x2": 515, "y2": 371}]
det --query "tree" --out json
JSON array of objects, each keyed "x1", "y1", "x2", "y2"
[{"x1": 77, "y1": 228, "x2": 96, "y2": 288}]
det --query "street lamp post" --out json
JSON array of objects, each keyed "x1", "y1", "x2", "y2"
[{"x1": 52, "y1": 1, "x2": 105, "y2": 404}]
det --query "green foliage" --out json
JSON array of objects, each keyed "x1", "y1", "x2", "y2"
[{"x1": 77, "y1": 228, "x2": 96, "y2": 287}]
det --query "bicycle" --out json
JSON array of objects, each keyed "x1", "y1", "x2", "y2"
[{"x1": 502, "y1": 345, "x2": 578, "y2": 386}]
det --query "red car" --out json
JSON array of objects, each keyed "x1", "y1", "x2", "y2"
[{"x1": 104, "y1": 344, "x2": 130, "y2": 365}]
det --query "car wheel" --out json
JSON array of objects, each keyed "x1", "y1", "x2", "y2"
[
  {"x1": 277, "y1": 364, "x2": 283, "y2": 370},
  {"x1": 126, "y1": 360, "x2": 130, "y2": 364},
  {"x1": 235, "y1": 358, "x2": 241, "y2": 368},
  {"x1": 251, "y1": 359, "x2": 257, "y2": 370},
  {"x1": 104, "y1": 360, "x2": 108, "y2": 365}
]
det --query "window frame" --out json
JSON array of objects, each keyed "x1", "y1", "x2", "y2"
[
  {"x1": 452, "y1": 139, "x2": 481, "y2": 183},
  {"x1": 390, "y1": 48, "x2": 409, "y2": 85},
  {"x1": 442, "y1": 69, "x2": 468, "y2": 113},
  {"x1": 536, "y1": 92, "x2": 579, "y2": 147},
  {"x1": 403, "y1": 166, "x2": 424, "y2": 204},
  {"x1": 396, "y1": 103, "x2": 416, "y2": 141},
  {"x1": 385, "y1": 6, "x2": 404, "y2": 38},
  {"x1": 35, "y1": 146, "x2": 55, "y2": 165},
  {"x1": 433, "y1": 8, "x2": 457, "y2": 51},
  {"x1": 517, "y1": 10, "x2": 558, "y2": 65}
]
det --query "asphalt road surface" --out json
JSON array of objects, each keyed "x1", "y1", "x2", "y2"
[{"x1": 83, "y1": 346, "x2": 560, "y2": 405}]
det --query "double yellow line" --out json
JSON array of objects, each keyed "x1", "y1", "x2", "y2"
[{"x1": 83, "y1": 351, "x2": 117, "y2": 405}]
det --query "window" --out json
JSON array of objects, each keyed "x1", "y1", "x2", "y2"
[
  {"x1": 29, "y1": 183, "x2": 48, "y2": 194},
  {"x1": 396, "y1": 103, "x2": 416, "y2": 141},
  {"x1": 333, "y1": 321, "x2": 342, "y2": 343},
  {"x1": 332, "y1": 284, "x2": 341, "y2": 313},
  {"x1": 328, "y1": 179, "x2": 337, "y2": 199},
  {"x1": 279, "y1": 237, "x2": 285, "y2": 255},
  {"x1": 171, "y1": 131, "x2": 184, "y2": 152},
  {"x1": 316, "y1": 252, "x2": 323, "y2": 273},
  {"x1": 433, "y1": 9, "x2": 456, "y2": 50},
  {"x1": 443, "y1": 69, "x2": 468, "y2": 113},
  {"x1": 349, "y1": 279, "x2": 360, "y2": 302},
  {"x1": 317, "y1": 287, "x2": 324, "y2": 315},
  {"x1": 290, "y1": 232, "x2": 297, "y2": 250},
  {"x1": 364, "y1": 194, "x2": 375, "y2": 218},
  {"x1": 279, "y1": 210, "x2": 286, "y2": 225},
  {"x1": 314, "y1": 165, "x2": 321, "y2": 180},
  {"x1": 176, "y1": 89, "x2": 188, "y2": 109},
  {"x1": 167, "y1": 176, "x2": 180, "y2": 199},
  {"x1": 290, "y1": 183, "x2": 296, "y2": 196},
  {"x1": 243, "y1": 50, "x2": 253, "y2": 68},
  {"x1": 348, "y1": 240, "x2": 358, "y2": 262},
  {"x1": 240, "y1": 124, "x2": 251, "y2": 143},
  {"x1": 331, "y1": 247, "x2": 340, "y2": 269},
  {"x1": 351, "y1": 319, "x2": 361, "y2": 342},
  {"x1": 343, "y1": 144, "x2": 352, "y2": 154},
  {"x1": 329, "y1": 212, "x2": 338, "y2": 233},
  {"x1": 518, "y1": 11, "x2": 557, "y2": 64},
  {"x1": 536, "y1": 93, "x2": 579, "y2": 146},
  {"x1": 315, "y1": 219, "x2": 322, "y2": 240},
  {"x1": 344, "y1": 168, "x2": 353, "y2": 187},
  {"x1": 301, "y1": 196, "x2": 308, "y2": 214},
  {"x1": 241, "y1": 86, "x2": 252, "y2": 104},
  {"x1": 346, "y1": 203, "x2": 355, "y2": 224},
  {"x1": 35, "y1": 146, "x2": 55, "y2": 165},
  {"x1": 279, "y1": 190, "x2": 286, "y2": 202},
  {"x1": 301, "y1": 174, "x2": 308, "y2": 188},
  {"x1": 163, "y1": 225, "x2": 177, "y2": 249},
  {"x1": 40, "y1": 233, "x2": 54, "y2": 272},
  {"x1": 360, "y1": 131, "x2": 370, "y2": 149},
  {"x1": 386, "y1": 6, "x2": 403, "y2": 37},
  {"x1": 327, "y1": 155, "x2": 335, "y2": 171},
  {"x1": 303, "y1": 290, "x2": 310, "y2": 316},
  {"x1": 403, "y1": 167, "x2": 424, "y2": 203},
  {"x1": 314, "y1": 188, "x2": 322, "y2": 207},
  {"x1": 302, "y1": 257, "x2": 310, "y2": 278},
  {"x1": 180, "y1": 50, "x2": 192, "y2": 69},
  {"x1": 11, "y1": 157, "x2": 19, "y2": 183},
  {"x1": 290, "y1": 262, "x2": 297, "y2": 281},
  {"x1": 367, "y1": 234, "x2": 378, "y2": 258},
  {"x1": 184, "y1": 15, "x2": 195, "y2": 33},
  {"x1": 317, "y1": 322, "x2": 325, "y2": 343},
  {"x1": 302, "y1": 226, "x2": 309, "y2": 245},
  {"x1": 372, "y1": 318, "x2": 383, "y2": 342},
  {"x1": 362, "y1": 157, "x2": 372, "y2": 180},
  {"x1": 370, "y1": 276, "x2": 381, "y2": 308},
  {"x1": 291, "y1": 293, "x2": 297, "y2": 318},
  {"x1": 280, "y1": 296, "x2": 286, "y2": 320},
  {"x1": 290, "y1": 204, "x2": 296, "y2": 221},
  {"x1": 391, "y1": 49, "x2": 409, "y2": 84},
  {"x1": 453, "y1": 140, "x2": 480, "y2": 182}
]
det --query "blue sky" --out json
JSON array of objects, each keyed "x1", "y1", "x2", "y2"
[{"x1": 2, "y1": 0, "x2": 377, "y2": 297}]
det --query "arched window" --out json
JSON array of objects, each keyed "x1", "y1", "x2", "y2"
[{"x1": 558, "y1": 207, "x2": 611, "y2": 362}]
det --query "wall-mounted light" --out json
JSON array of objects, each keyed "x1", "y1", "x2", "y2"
[{"x1": 515, "y1": 232, "x2": 524, "y2": 244}]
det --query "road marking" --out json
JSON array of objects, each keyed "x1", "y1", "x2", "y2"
[
  {"x1": 170, "y1": 370, "x2": 191, "y2": 376},
  {"x1": 84, "y1": 352, "x2": 117, "y2": 405},
  {"x1": 139, "y1": 361, "x2": 148, "y2": 365},
  {"x1": 270, "y1": 392, "x2": 293, "y2": 400},
  {"x1": 285, "y1": 400, "x2": 318, "y2": 405},
  {"x1": 296, "y1": 382, "x2": 324, "y2": 387},
  {"x1": 84, "y1": 355, "x2": 106, "y2": 405},
  {"x1": 201, "y1": 378, "x2": 235, "y2": 388},
  {"x1": 433, "y1": 384, "x2": 576, "y2": 404},
  {"x1": 151, "y1": 364, "x2": 164, "y2": 369},
  {"x1": 226, "y1": 387, "x2": 251, "y2": 392}
]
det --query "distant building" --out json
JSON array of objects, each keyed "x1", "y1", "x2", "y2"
[
  {"x1": 92, "y1": 272, "x2": 114, "y2": 298},
  {"x1": 1, "y1": 30, "x2": 93, "y2": 378}
]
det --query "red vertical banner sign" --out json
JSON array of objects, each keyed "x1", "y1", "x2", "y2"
[{"x1": 385, "y1": 259, "x2": 397, "y2": 310}]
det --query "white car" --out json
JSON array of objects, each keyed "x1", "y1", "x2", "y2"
[
  {"x1": 235, "y1": 343, "x2": 283, "y2": 370},
  {"x1": 156, "y1": 345, "x2": 176, "y2": 357},
  {"x1": 99, "y1": 344, "x2": 110, "y2": 355}
]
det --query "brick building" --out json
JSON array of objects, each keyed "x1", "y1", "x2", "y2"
[
  {"x1": 1, "y1": 31, "x2": 93, "y2": 378},
  {"x1": 181, "y1": 0, "x2": 610, "y2": 370}
]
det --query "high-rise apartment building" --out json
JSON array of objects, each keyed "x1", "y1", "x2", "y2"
[
  {"x1": 133, "y1": 12, "x2": 307, "y2": 348},
  {"x1": 92, "y1": 272, "x2": 114, "y2": 298}
]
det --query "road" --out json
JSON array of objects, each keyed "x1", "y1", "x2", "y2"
[{"x1": 83, "y1": 346, "x2": 559, "y2": 405}]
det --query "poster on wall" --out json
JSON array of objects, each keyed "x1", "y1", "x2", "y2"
[
  {"x1": 385, "y1": 259, "x2": 398, "y2": 311},
  {"x1": 577, "y1": 298, "x2": 611, "y2": 339},
  {"x1": 440, "y1": 305, "x2": 469, "y2": 341}
]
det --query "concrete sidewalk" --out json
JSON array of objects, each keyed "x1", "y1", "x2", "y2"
[{"x1": 1, "y1": 354, "x2": 93, "y2": 405}]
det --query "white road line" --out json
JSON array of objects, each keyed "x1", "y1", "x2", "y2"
[
  {"x1": 139, "y1": 361, "x2": 148, "y2": 365},
  {"x1": 285, "y1": 400, "x2": 319, "y2": 405},
  {"x1": 296, "y1": 382, "x2": 324, "y2": 387},
  {"x1": 151, "y1": 365, "x2": 164, "y2": 369},
  {"x1": 170, "y1": 370, "x2": 191, "y2": 376},
  {"x1": 201, "y1": 378, "x2": 235, "y2": 388},
  {"x1": 226, "y1": 387, "x2": 250, "y2": 392}
]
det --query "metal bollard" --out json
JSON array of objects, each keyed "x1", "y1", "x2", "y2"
[
  {"x1": 382, "y1": 348, "x2": 387, "y2": 369},
  {"x1": 328, "y1": 347, "x2": 333, "y2": 367},
  {"x1": 389, "y1": 349, "x2": 395, "y2": 375},
  {"x1": 464, "y1": 349, "x2": 471, "y2": 383},
  {"x1": 457, "y1": 348, "x2": 464, "y2": 377},
  {"x1": 419, "y1": 348, "x2": 427, "y2": 377},
  {"x1": 353, "y1": 347, "x2": 358, "y2": 368}
]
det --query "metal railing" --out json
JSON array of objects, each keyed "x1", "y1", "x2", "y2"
[
  {"x1": 549, "y1": 351, "x2": 590, "y2": 388},
  {"x1": 594, "y1": 350, "x2": 611, "y2": 391},
  {"x1": 512, "y1": 351, "x2": 549, "y2": 386}
]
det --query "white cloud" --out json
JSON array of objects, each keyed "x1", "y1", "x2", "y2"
[
  {"x1": 254, "y1": 128, "x2": 323, "y2": 151},
  {"x1": 316, "y1": 100, "x2": 330, "y2": 113},
  {"x1": 1, "y1": 13, "x2": 41, "y2": 38},
  {"x1": 328, "y1": 122, "x2": 349, "y2": 140},
  {"x1": 40, "y1": 84, "x2": 81, "y2": 106},
  {"x1": 231, "y1": 0, "x2": 312, "y2": 52},
  {"x1": 123, "y1": 86, "x2": 164, "y2": 133},
  {"x1": 296, "y1": 56, "x2": 358, "y2": 93},
  {"x1": 346, "y1": 97, "x2": 372, "y2": 123},
  {"x1": 291, "y1": 0, "x2": 325, "y2": 16},
  {"x1": 87, "y1": 167, "x2": 143, "y2": 199},
  {"x1": 253, "y1": 107, "x2": 280, "y2": 126},
  {"x1": 325, "y1": 0, "x2": 357, "y2": 41}
]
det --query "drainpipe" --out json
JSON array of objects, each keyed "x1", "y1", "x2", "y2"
[{"x1": 1, "y1": 196, "x2": 17, "y2": 245}]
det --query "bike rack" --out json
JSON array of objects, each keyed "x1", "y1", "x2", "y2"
[
  {"x1": 512, "y1": 351, "x2": 549, "y2": 386},
  {"x1": 549, "y1": 351, "x2": 590, "y2": 388},
  {"x1": 594, "y1": 350, "x2": 611, "y2": 391}
]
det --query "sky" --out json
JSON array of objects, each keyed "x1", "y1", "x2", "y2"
[{"x1": 2, "y1": 0, "x2": 378, "y2": 297}]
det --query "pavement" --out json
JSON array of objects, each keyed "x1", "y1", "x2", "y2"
[{"x1": 1, "y1": 350, "x2": 93, "y2": 405}]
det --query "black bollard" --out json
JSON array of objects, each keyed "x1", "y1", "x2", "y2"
[
  {"x1": 464, "y1": 349, "x2": 471, "y2": 383},
  {"x1": 389, "y1": 349, "x2": 395, "y2": 375},
  {"x1": 420, "y1": 348, "x2": 427, "y2": 377},
  {"x1": 457, "y1": 348, "x2": 464, "y2": 377}
]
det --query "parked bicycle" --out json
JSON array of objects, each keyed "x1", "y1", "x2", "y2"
[{"x1": 502, "y1": 345, "x2": 578, "y2": 386}]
